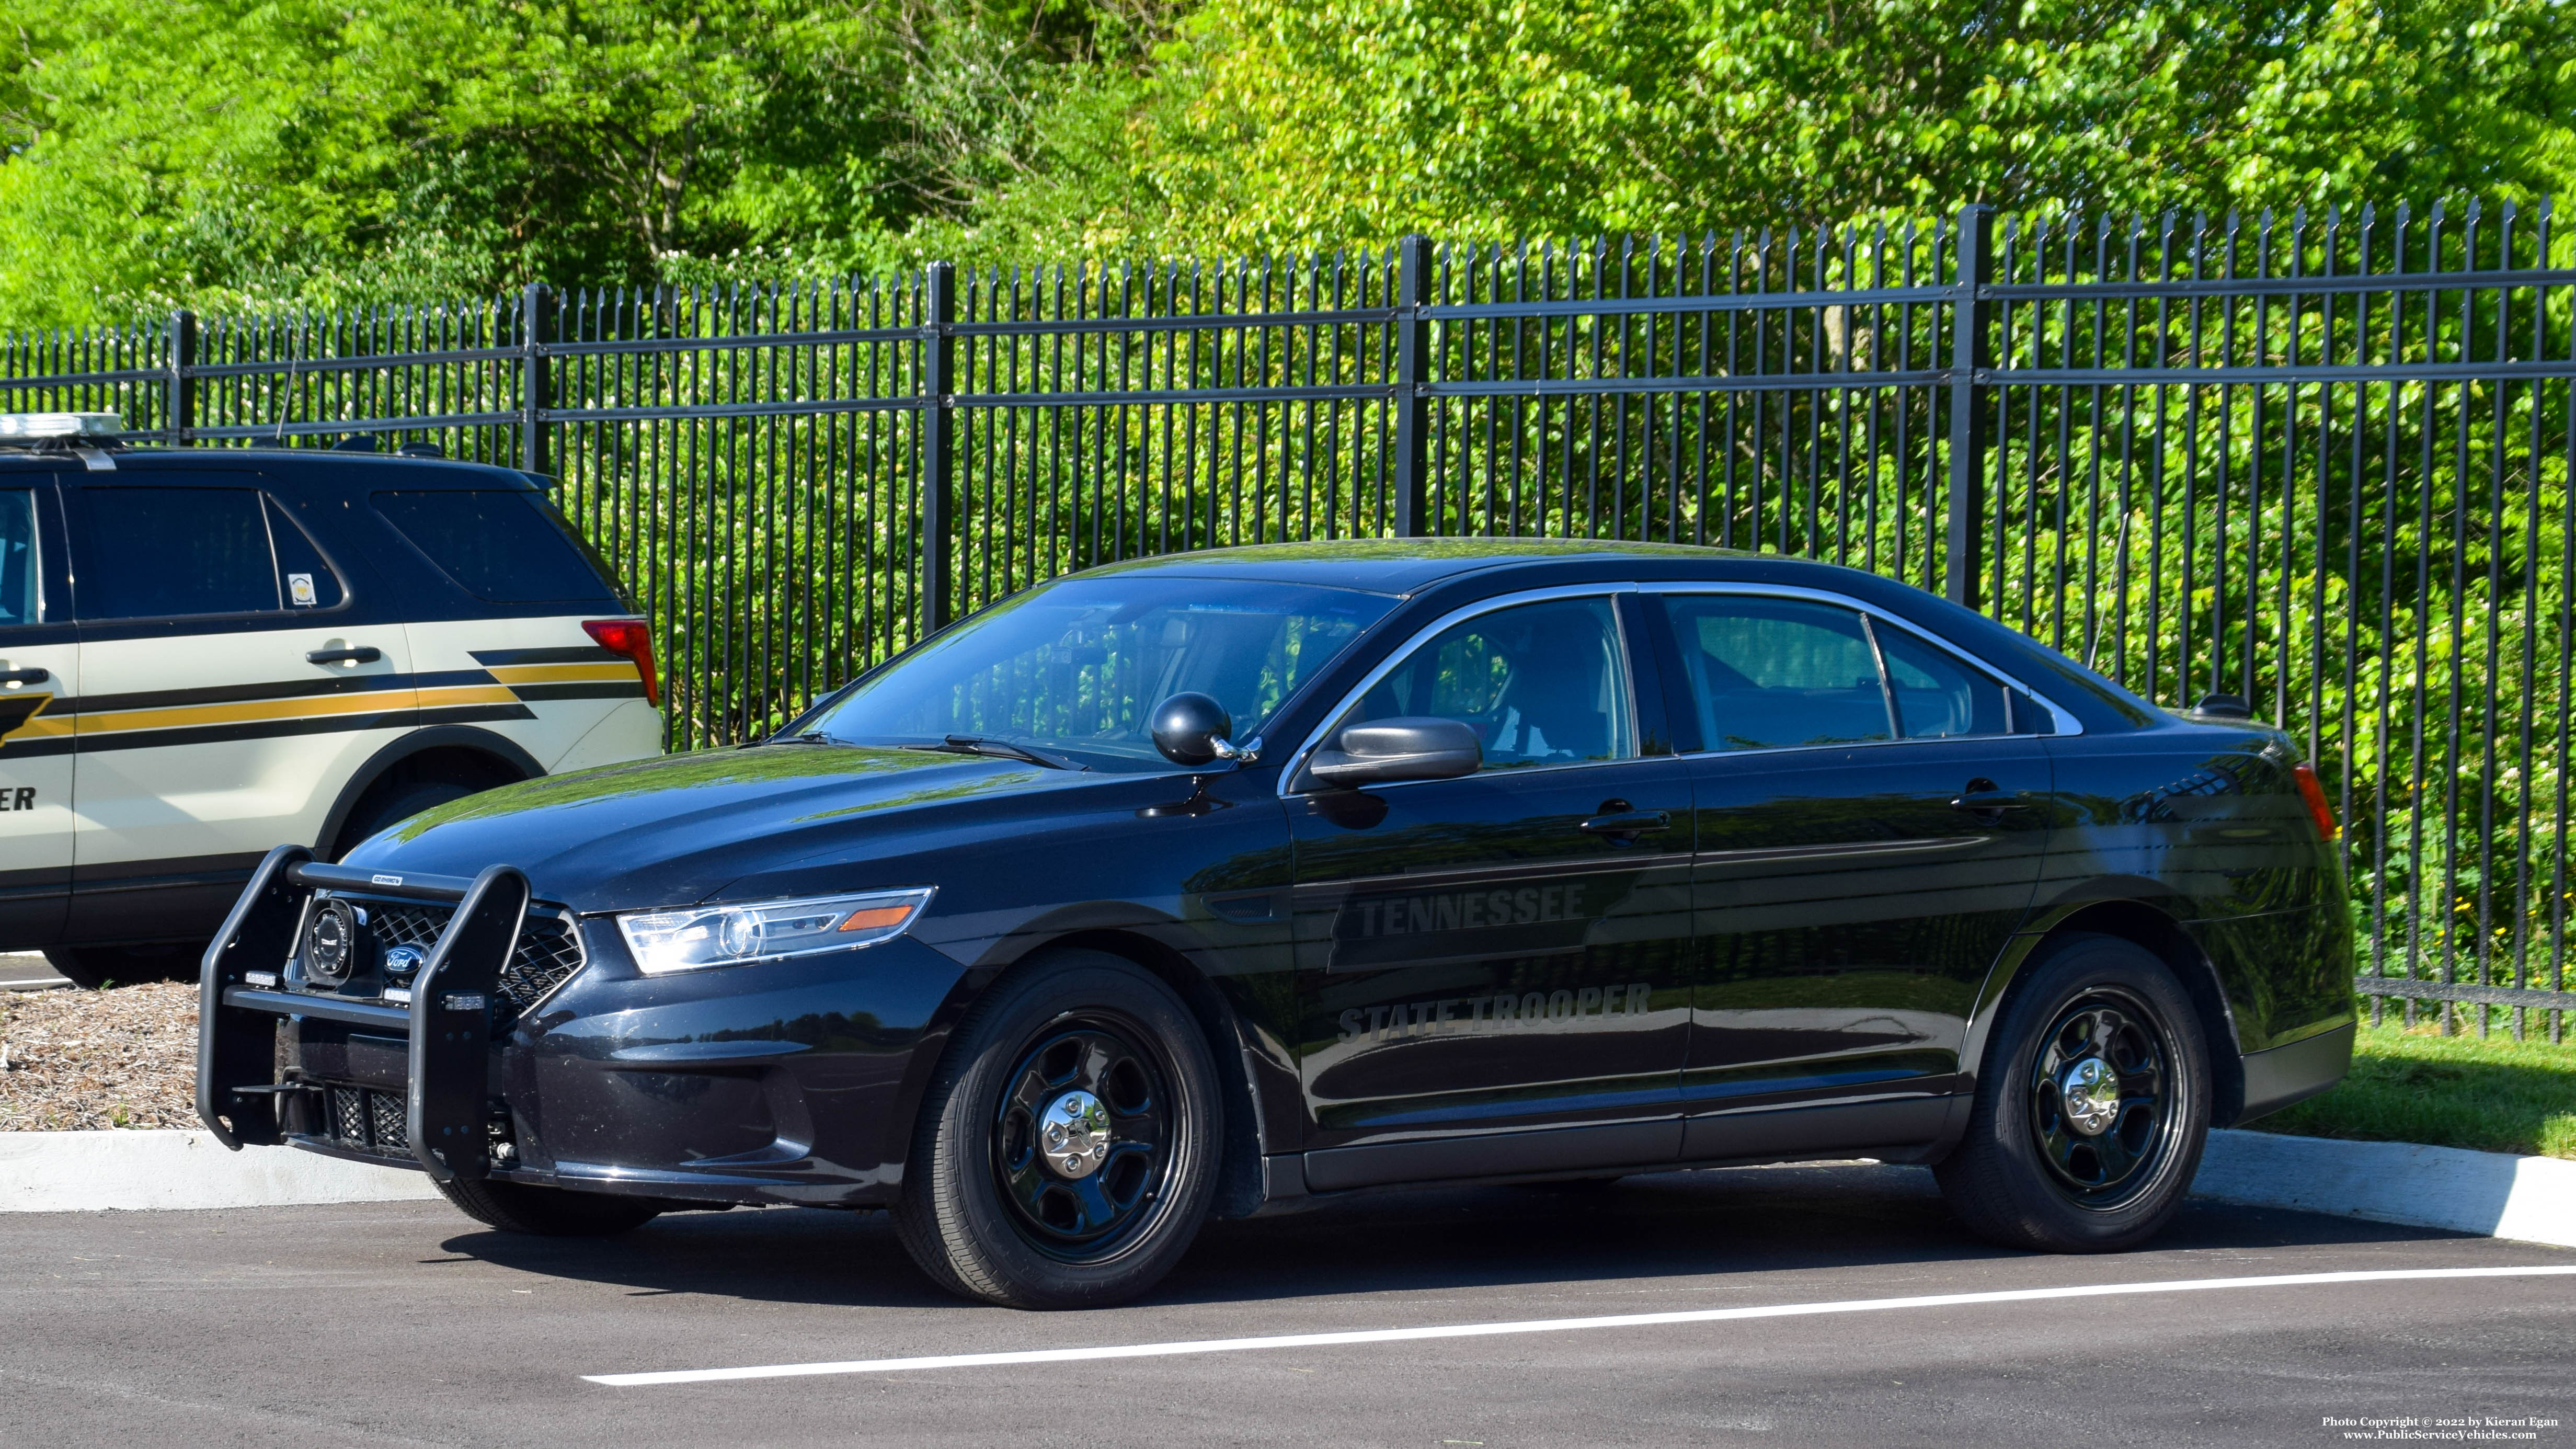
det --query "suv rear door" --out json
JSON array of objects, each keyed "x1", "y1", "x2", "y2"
[{"x1": 62, "y1": 471, "x2": 415, "y2": 941}]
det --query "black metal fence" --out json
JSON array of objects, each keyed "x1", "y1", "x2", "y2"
[{"x1": 4, "y1": 202, "x2": 2571, "y2": 1039}]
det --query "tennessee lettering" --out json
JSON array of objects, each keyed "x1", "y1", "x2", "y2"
[
  {"x1": 1343, "y1": 882, "x2": 1589, "y2": 938},
  {"x1": 1336, "y1": 982, "x2": 1654, "y2": 1043}
]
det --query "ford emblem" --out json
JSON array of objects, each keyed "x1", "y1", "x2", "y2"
[{"x1": 383, "y1": 945, "x2": 426, "y2": 978}]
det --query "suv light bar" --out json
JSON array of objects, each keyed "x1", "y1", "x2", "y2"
[{"x1": 0, "y1": 412, "x2": 123, "y2": 440}]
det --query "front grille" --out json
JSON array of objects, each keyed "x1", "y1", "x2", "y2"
[
  {"x1": 359, "y1": 902, "x2": 586, "y2": 1019},
  {"x1": 326, "y1": 1085, "x2": 411, "y2": 1159}
]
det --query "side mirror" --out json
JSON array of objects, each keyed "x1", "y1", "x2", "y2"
[
  {"x1": 1306, "y1": 717, "x2": 1481, "y2": 789},
  {"x1": 1151, "y1": 692, "x2": 1256, "y2": 767}
]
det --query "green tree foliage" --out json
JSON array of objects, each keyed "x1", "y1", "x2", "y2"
[
  {"x1": 1139, "y1": 0, "x2": 2576, "y2": 252},
  {"x1": 0, "y1": 0, "x2": 1148, "y2": 326},
  {"x1": 6, "y1": 0, "x2": 2573, "y2": 324}
]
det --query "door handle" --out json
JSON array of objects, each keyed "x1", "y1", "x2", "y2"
[
  {"x1": 306, "y1": 647, "x2": 382, "y2": 666},
  {"x1": 0, "y1": 667, "x2": 48, "y2": 685},
  {"x1": 1950, "y1": 778, "x2": 2029, "y2": 815},
  {"x1": 1580, "y1": 810, "x2": 1670, "y2": 836}
]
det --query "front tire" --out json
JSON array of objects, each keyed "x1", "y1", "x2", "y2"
[
  {"x1": 891, "y1": 949, "x2": 1222, "y2": 1309},
  {"x1": 1935, "y1": 933, "x2": 2210, "y2": 1253},
  {"x1": 435, "y1": 1177, "x2": 663, "y2": 1237}
]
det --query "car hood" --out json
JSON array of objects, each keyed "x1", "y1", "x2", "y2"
[{"x1": 340, "y1": 745, "x2": 1119, "y2": 912}]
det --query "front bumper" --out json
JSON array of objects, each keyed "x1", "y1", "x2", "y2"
[
  {"x1": 197, "y1": 845, "x2": 968, "y2": 1207},
  {"x1": 197, "y1": 845, "x2": 536, "y2": 1183}
]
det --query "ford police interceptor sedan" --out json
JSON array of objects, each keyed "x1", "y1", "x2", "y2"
[
  {"x1": 194, "y1": 540, "x2": 2355, "y2": 1309},
  {"x1": 0, "y1": 413, "x2": 661, "y2": 987}
]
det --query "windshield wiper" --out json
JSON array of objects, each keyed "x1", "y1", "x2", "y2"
[{"x1": 906, "y1": 735, "x2": 1088, "y2": 771}]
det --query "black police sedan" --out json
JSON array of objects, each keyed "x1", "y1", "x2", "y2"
[{"x1": 196, "y1": 540, "x2": 2355, "y2": 1308}]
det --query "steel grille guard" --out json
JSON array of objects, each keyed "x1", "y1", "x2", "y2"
[{"x1": 194, "y1": 843, "x2": 532, "y2": 1184}]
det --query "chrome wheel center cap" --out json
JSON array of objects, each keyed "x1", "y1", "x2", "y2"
[
  {"x1": 1039, "y1": 1090, "x2": 1113, "y2": 1179},
  {"x1": 2059, "y1": 1057, "x2": 2122, "y2": 1137}
]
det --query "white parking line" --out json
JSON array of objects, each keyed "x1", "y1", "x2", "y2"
[{"x1": 584, "y1": 1264, "x2": 2576, "y2": 1387}]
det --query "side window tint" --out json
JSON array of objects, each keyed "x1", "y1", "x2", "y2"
[
  {"x1": 1661, "y1": 596, "x2": 1891, "y2": 750},
  {"x1": 371, "y1": 489, "x2": 619, "y2": 603},
  {"x1": 0, "y1": 490, "x2": 43, "y2": 625},
  {"x1": 1874, "y1": 624, "x2": 2011, "y2": 738},
  {"x1": 1342, "y1": 597, "x2": 1634, "y2": 770},
  {"x1": 264, "y1": 497, "x2": 346, "y2": 609},
  {"x1": 78, "y1": 487, "x2": 278, "y2": 619}
]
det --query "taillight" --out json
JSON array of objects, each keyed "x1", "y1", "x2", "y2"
[
  {"x1": 2293, "y1": 762, "x2": 2338, "y2": 841},
  {"x1": 583, "y1": 618, "x2": 660, "y2": 707}
]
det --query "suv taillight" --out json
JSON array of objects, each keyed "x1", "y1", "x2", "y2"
[
  {"x1": 583, "y1": 619, "x2": 661, "y2": 707},
  {"x1": 2293, "y1": 762, "x2": 2339, "y2": 841}
]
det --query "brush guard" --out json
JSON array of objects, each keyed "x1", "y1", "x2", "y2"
[{"x1": 194, "y1": 843, "x2": 532, "y2": 1184}]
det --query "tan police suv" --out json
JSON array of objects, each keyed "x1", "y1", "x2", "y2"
[{"x1": 0, "y1": 414, "x2": 663, "y2": 986}]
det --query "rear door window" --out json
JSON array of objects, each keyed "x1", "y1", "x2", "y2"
[
  {"x1": 1874, "y1": 623, "x2": 2012, "y2": 738},
  {"x1": 372, "y1": 490, "x2": 618, "y2": 603},
  {"x1": 77, "y1": 487, "x2": 279, "y2": 619},
  {"x1": 1661, "y1": 595, "x2": 1893, "y2": 751},
  {"x1": 71, "y1": 485, "x2": 348, "y2": 620}
]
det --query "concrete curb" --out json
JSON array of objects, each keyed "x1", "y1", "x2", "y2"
[
  {"x1": 0, "y1": 1129, "x2": 440, "y2": 1212},
  {"x1": 2, "y1": 1126, "x2": 2569, "y2": 1239},
  {"x1": 2192, "y1": 1128, "x2": 2576, "y2": 1249}
]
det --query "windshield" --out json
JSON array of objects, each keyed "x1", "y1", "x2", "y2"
[{"x1": 803, "y1": 576, "x2": 1398, "y2": 771}]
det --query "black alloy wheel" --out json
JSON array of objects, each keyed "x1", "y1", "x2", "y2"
[
  {"x1": 992, "y1": 1020, "x2": 1174, "y2": 1257},
  {"x1": 1935, "y1": 932, "x2": 2211, "y2": 1253},
  {"x1": 892, "y1": 948, "x2": 1221, "y2": 1309},
  {"x1": 2027, "y1": 989, "x2": 2180, "y2": 1205}
]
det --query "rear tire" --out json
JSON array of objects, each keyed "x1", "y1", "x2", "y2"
[
  {"x1": 43, "y1": 942, "x2": 203, "y2": 988},
  {"x1": 333, "y1": 777, "x2": 480, "y2": 861},
  {"x1": 1935, "y1": 933, "x2": 2210, "y2": 1253},
  {"x1": 891, "y1": 949, "x2": 1222, "y2": 1309},
  {"x1": 434, "y1": 1177, "x2": 663, "y2": 1237}
]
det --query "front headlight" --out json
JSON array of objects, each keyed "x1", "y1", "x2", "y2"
[{"x1": 616, "y1": 887, "x2": 935, "y2": 975}]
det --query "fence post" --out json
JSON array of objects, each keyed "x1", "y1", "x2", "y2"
[
  {"x1": 1943, "y1": 205, "x2": 1995, "y2": 610},
  {"x1": 520, "y1": 283, "x2": 553, "y2": 475},
  {"x1": 166, "y1": 310, "x2": 197, "y2": 446},
  {"x1": 1391, "y1": 235, "x2": 1436, "y2": 537},
  {"x1": 920, "y1": 262, "x2": 958, "y2": 634}
]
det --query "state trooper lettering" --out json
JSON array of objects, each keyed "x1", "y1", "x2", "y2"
[
  {"x1": 1337, "y1": 981, "x2": 1655, "y2": 1043},
  {"x1": 0, "y1": 786, "x2": 36, "y2": 811}
]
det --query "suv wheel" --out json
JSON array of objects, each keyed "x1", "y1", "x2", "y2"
[
  {"x1": 891, "y1": 949, "x2": 1221, "y2": 1309},
  {"x1": 1934, "y1": 933, "x2": 2211, "y2": 1252},
  {"x1": 435, "y1": 1178, "x2": 663, "y2": 1237},
  {"x1": 333, "y1": 777, "x2": 482, "y2": 861}
]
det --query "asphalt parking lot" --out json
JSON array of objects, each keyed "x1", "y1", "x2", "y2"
[{"x1": 4, "y1": 1162, "x2": 2569, "y2": 1448}]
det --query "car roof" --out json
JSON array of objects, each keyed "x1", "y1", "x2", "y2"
[
  {"x1": 0, "y1": 446, "x2": 544, "y2": 490},
  {"x1": 1072, "y1": 538, "x2": 1784, "y2": 595}
]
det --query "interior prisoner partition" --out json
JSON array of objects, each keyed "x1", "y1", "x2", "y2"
[{"x1": 3, "y1": 203, "x2": 2570, "y2": 1039}]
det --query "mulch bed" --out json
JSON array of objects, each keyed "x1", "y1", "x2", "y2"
[{"x1": 0, "y1": 982, "x2": 201, "y2": 1131}]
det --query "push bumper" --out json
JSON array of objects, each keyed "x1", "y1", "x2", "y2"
[{"x1": 195, "y1": 843, "x2": 533, "y2": 1184}]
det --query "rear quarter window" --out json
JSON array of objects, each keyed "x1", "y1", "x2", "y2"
[{"x1": 372, "y1": 489, "x2": 620, "y2": 604}]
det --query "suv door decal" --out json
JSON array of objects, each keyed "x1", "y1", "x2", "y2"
[{"x1": 17, "y1": 651, "x2": 647, "y2": 753}]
